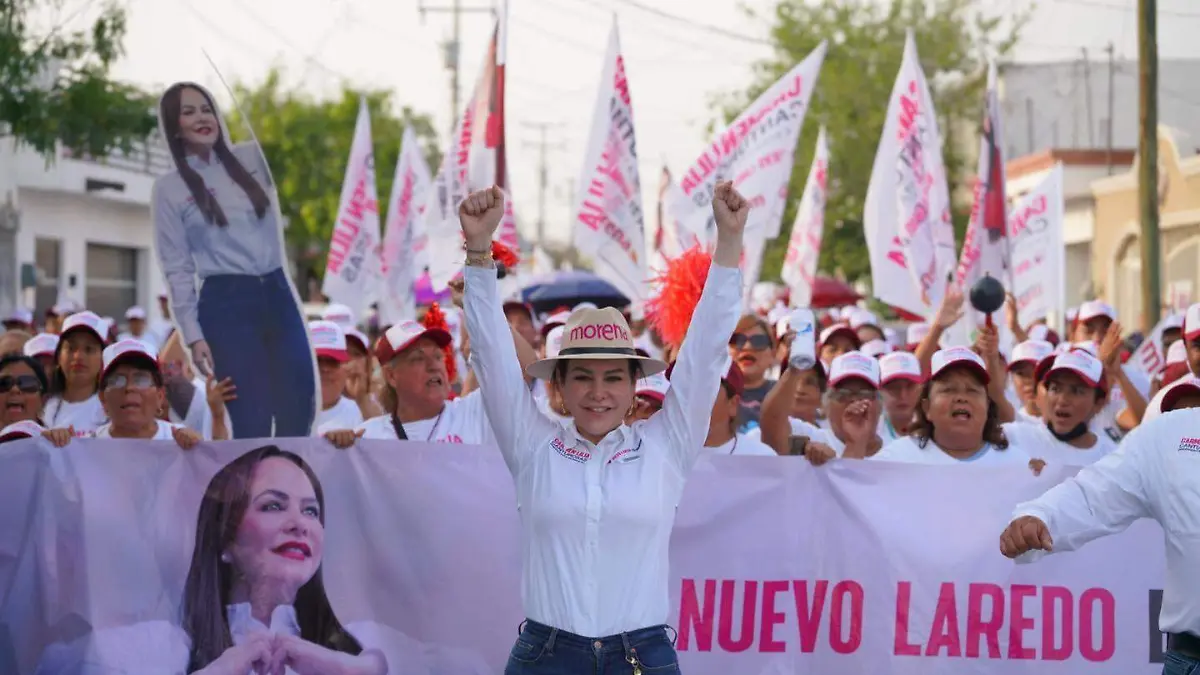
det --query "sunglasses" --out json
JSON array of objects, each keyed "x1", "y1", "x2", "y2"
[
  {"x1": 730, "y1": 334, "x2": 772, "y2": 351},
  {"x1": 102, "y1": 372, "x2": 158, "y2": 392},
  {"x1": 0, "y1": 375, "x2": 42, "y2": 394}
]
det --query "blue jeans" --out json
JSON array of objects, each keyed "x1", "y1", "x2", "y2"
[
  {"x1": 504, "y1": 619, "x2": 680, "y2": 675},
  {"x1": 1166, "y1": 652, "x2": 1200, "y2": 675},
  {"x1": 197, "y1": 268, "x2": 315, "y2": 438}
]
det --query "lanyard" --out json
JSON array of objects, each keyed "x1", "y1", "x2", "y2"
[{"x1": 390, "y1": 408, "x2": 445, "y2": 442}]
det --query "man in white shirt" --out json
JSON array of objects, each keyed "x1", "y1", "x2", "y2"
[
  {"x1": 999, "y1": 409, "x2": 1200, "y2": 671},
  {"x1": 91, "y1": 339, "x2": 199, "y2": 446},
  {"x1": 310, "y1": 320, "x2": 364, "y2": 434}
]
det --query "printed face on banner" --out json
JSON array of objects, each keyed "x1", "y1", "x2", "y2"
[{"x1": 152, "y1": 82, "x2": 318, "y2": 439}]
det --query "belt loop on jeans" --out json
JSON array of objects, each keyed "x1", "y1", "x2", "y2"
[
  {"x1": 665, "y1": 625, "x2": 678, "y2": 646},
  {"x1": 545, "y1": 626, "x2": 558, "y2": 655},
  {"x1": 620, "y1": 631, "x2": 633, "y2": 660},
  {"x1": 516, "y1": 620, "x2": 527, "y2": 637}
]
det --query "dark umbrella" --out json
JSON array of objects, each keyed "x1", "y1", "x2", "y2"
[{"x1": 525, "y1": 271, "x2": 630, "y2": 313}]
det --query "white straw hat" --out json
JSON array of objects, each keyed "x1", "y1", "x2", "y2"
[{"x1": 526, "y1": 307, "x2": 667, "y2": 380}]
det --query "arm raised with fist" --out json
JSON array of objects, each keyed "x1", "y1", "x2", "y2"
[{"x1": 711, "y1": 180, "x2": 747, "y2": 268}]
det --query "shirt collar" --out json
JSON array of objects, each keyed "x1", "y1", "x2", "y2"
[
  {"x1": 556, "y1": 416, "x2": 636, "y2": 452},
  {"x1": 185, "y1": 150, "x2": 221, "y2": 172},
  {"x1": 226, "y1": 603, "x2": 300, "y2": 642}
]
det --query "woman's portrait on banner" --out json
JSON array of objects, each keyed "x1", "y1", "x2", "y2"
[{"x1": 152, "y1": 82, "x2": 317, "y2": 439}]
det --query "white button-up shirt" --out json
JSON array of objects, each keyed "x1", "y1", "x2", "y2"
[
  {"x1": 153, "y1": 142, "x2": 283, "y2": 346},
  {"x1": 1012, "y1": 409, "x2": 1200, "y2": 634},
  {"x1": 463, "y1": 262, "x2": 742, "y2": 637}
]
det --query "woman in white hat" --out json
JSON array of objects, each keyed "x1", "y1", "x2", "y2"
[
  {"x1": 872, "y1": 347, "x2": 1029, "y2": 466},
  {"x1": 43, "y1": 311, "x2": 110, "y2": 434},
  {"x1": 460, "y1": 183, "x2": 746, "y2": 674},
  {"x1": 1003, "y1": 349, "x2": 1116, "y2": 468}
]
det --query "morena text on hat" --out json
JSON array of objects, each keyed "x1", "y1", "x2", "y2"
[{"x1": 569, "y1": 323, "x2": 631, "y2": 343}]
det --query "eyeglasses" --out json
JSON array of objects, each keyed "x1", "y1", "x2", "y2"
[
  {"x1": 102, "y1": 372, "x2": 157, "y2": 392},
  {"x1": 0, "y1": 375, "x2": 41, "y2": 394},
  {"x1": 730, "y1": 334, "x2": 772, "y2": 351},
  {"x1": 828, "y1": 388, "x2": 877, "y2": 403}
]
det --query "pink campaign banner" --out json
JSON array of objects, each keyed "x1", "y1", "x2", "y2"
[{"x1": 0, "y1": 440, "x2": 1170, "y2": 674}]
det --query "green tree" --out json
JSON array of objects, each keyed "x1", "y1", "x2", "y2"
[
  {"x1": 1, "y1": 0, "x2": 156, "y2": 158},
  {"x1": 720, "y1": 0, "x2": 1023, "y2": 298},
  {"x1": 227, "y1": 69, "x2": 441, "y2": 287}
]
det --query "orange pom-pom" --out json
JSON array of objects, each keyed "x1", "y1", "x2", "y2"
[
  {"x1": 422, "y1": 302, "x2": 458, "y2": 383},
  {"x1": 645, "y1": 245, "x2": 713, "y2": 349},
  {"x1": 492, "y1": 242, "x2": 519, "y2": 269}
]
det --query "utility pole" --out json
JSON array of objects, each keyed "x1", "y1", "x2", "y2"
[
  {"x1": 520, "y1": 121, "x2": 566, "y2": 248},
  {"x1": 417, "y1": 0, "x2": 496, "y2": 142},
  {"x1": 1081, "y1": 48, "x2": 1095, "y2": 147},
  {"x1": 1106, "y1": 42, "x2": 1116, "y2": 174},
  {"x1": 1138, "y1": 0, "x2": 1161, "y2": 332}
]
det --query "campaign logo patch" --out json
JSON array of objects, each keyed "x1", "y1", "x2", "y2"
[
  {"x1": 607, "y1": 441, "x2": 645, "y2": 465},
  {"x1": 551, "y1": 437, "x2": 591, "y2": 463},
  {"x1": 1178, "y1": 437, "x2": 1200, "y2": 453}
]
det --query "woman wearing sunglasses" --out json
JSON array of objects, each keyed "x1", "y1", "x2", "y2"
[
  {"x1": 0, "y1": 354, "x2": 77, "y2": 447},
  {"x1": 728, "y1": 316, "x2": 777, "y2": 432}
]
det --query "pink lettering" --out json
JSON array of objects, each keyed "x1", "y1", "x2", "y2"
[
  {"x1": 1008, "y1": 584, "x2": 1037, "y2": 659},
  {"x1": 966, "y1": 582, "x2": 1004, "y2": 658}
]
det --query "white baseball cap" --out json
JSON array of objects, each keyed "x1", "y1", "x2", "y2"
[
  {"x1": 124, "y1": 305, "x2": 147, "y2": 321},
  {"x1": 540, "y1": 310, "x2": 571, "y2": 338},
  {"x1": 828, "y1": 352, "x2": 881, "y2": 389},
  {"x1": 0, "y1": 419, "x2": 46, "y2": 442},
  {"x1": 848, "y1": 309, "x2": 880, "y2": 331},
  {"x1": 375, "y1": 320, "x2": 452, "y2": 364},
  {"x1": 23, "y1": 333, "x2": 59, "y2": 358},
  {"x1": 930, "y1": 346, "x2": 990, "y2": 384},
  {"x1": 636, "y1": 372, "x2": 671, "y2": 403},
  {"x1": 322, "y1": 303, "x2": 356, "y2": 330},
  {"x1": 60, "y1": 311, "x2": 108, "y2": 343},
  {"x1": 860, "y1": 339, "x2": 892, "y2": 359},
  {"x1": 544, "y1": 325, "x2": 566, "y2": 358},
  {"x1": 309, "y1": 320, "x2": 349, "y2": 363},
  {"x1": 1065, "y1": 307, "x2": 1078, "y2": 322},
  {"x1": 3, "y1": 308, "x2": 33, "y2": 325},
  {"x1": 1164, "y1": 313, "x2": 1184, "y2": 331},
  {"x1": 1077, "y1": 300, "x2": 1116, "y2": 323},
  {"x1": 879, "y1": 352, "x2": 922, "y2": 385},
  {"x1": 906, "y1": 323, "x2": 930, "y2": 347},
  {"x1": 1185, "y1": 304, "x2": 1200, "y2": 341},
  {"x1": 1039, "y1": 349, "x2": 1106, "y2": 391},
  {"x1": 344, "y1": 327, "x2": 369, "y2": 353},
  {"x1": 819, "y1": 324, "x2": 861, "y2": 349},
  {"x1": 48, "y1": 300, "x2": 79, "y2": 317},
  {"x1": 1167, "y1": 339, "x2": 1187, "y2": 368},
  {"x1": 1071, "y1": 341, "x2": 1100, "y2": 357},
  {"x1": 1009, "y1": 340, "x2": 1055, "y2": 370},
  {"x1": 1161, "y1": 376, "x2": 1200, "y2": 413},
  {"x1": 101, "y1": 338, "x2": 160, "y2": 380}
]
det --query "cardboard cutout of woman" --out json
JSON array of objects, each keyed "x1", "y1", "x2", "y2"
[{"x1": 152, "y1": 82, "x2": 317, "y2": 438}]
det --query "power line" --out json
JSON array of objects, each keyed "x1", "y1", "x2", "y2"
[
  {"x1": 224, "y1": 1, "x2": 357, "y2": 82},
  {"x1": 605, "y1": 0, "x2": 773, "y2": 46},
  {"x1": 553, "y1": 0, "x2": 759, "y2": 56}
]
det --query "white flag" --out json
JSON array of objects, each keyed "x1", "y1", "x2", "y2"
[
  {"x1": 423, "y1": 9, "x2": 515, "y2": 292},
  {"x1": 781, "y1": 127, "x2": 829, "y2": 307},
  {"x1": 956, "y1": 61, "x2": 1010, "y2": 329},
  {"x1": 378, "y1": 127, "x2": 433, "y2": 325},
  {"x1": 666, "y1": 42, "x2": 827, "y2": 250},
  {"x1": 864, "y1": 31, "x2": 956, "y2": 319},
  {"x1": 1010, "y1": 163, "x2": 1065, "y2": 330},
  {"x1": 321, "y1": 98, "x2": 381, "y2": 317},
  {"x1": 572, "y1": 19, "x2": 646, "y2": 304}
]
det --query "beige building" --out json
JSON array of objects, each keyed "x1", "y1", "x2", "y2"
[{"x1": 1091, "y1": 127, "x2": 1200, "y2": 328}]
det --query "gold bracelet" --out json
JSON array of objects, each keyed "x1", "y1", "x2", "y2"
[{"x1": 465, "y1": 251, "x2": 495, "y2": 268}]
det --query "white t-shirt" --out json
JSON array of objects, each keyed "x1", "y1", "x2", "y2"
[
  {"x1": 710, "y1": 433, "x2": 778, "y2": 456},
  {"x1": 92, "y1": 419, "x2": 179, "y2": 440},
  {"x1": 43, "y1": 395, "x2": 107, "y2": 435},
  {"x1": 1002, "y1": 421, "x2": 1117, "y2": 467},
  {"x1": 1090, "y1": 364, "x2": 1151, "y2": 440},
  {"x1": 357, "y1": 391, "x2": 494, "y2": 444},
  {"x1": 1014, "y1": 407, "x2": 1041, "y2": 425},
  {"x1": 314, "y1": 396, "x2": 365, "y2": 435},
  {"x1": 871, "y1": 435, "x2": 1031, "y2": 466}
]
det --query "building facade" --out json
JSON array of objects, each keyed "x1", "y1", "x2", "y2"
[{"x1": 0, "y1": 137, "x2": 171, "y2": 327}]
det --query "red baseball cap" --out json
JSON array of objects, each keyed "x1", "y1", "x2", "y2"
[
  {"x1": 375, "y1": 320, "x2": 452, "y2": 363},
  {"x1": 0, "y1": 419, "x2": 46, "y2": 442},
  {"x1": 930, "y1": 347, "x2": 990, "y2": 384},
  {"x1": 309, "y1": 320, "x2": 349, "y2": 363}
]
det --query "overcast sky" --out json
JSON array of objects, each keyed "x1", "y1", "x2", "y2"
[{"x1": 35, "y1": 0, "x2": 1200, "y2": 245}]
